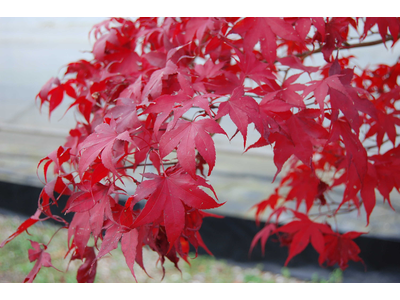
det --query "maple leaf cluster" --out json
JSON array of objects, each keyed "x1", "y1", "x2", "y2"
[{"x1": 2, "y1": 17, "x2": 400, "y2": 282}]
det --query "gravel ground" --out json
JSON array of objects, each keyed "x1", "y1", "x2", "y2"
[{"x1": 0, "y1": 212, "x2": 307, "y2": 283}]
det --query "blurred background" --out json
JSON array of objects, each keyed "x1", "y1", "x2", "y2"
[{"x1": 0, "y1": 17, "x2": 399, "y2": 282}]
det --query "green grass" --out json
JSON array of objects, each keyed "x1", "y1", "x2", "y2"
[
  {"x1": 311, "y1": 269, "x2": 343, "y2": 283},
  {"x1": 0, "y1": 213, "x2": 304, "y2": 283}
]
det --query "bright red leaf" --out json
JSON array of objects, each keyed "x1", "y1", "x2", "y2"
[
  {"x1": 78, "y1": 121, "x2": 135, "y2": 179},
  {"x1": 159, "y1": 119, "x2": 226, "y2": 177},
  {"x1": 215, "y1": 86, "x2": 261, "y2": 147},
  {"x1": 274, "y1": 212, "x2": 334, "y2": 266}
]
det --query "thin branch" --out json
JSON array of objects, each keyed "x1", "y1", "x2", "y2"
[
  {"x1": 307, "y1": 206, "x2": 359, "y2": 218},
  {"x1": 210, "y1": 117, "x2": 222, "y2": 138},
  {"x1": 118, "y1": 161, "x2": 178, "y2": 169},
  {"x1": 282, "y1": 68, "x2": 290, "y2": 82},
  {"x1": 244, "y1": 94, "x2": 263, "y2": 99},
  {"x1": 141, "y1": 151, "x2": 150, "y2": 183},
  {"x1": 364, "y1": 138, "x2": 394, "y2": 150},
  {"x1": 298, "y1": 35, "x2": 399, "y2": 59},
  {"x1": 46, "y1": 226, "x2": 66, "y2": 247}
]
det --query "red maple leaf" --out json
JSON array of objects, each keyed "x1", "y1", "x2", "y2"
[
  {"x1": 0, "y1": 209, "x2": 42, "y2": 248},
  {"x1": 68, "y1": 212, "x2": 92, "y2": 258},
  {"x1": 318, "y1": 18, "x2": 356, "y2": 62},
  {"x1": 368, "y1": 146, "x2": 400, "y2": 210},
  {"x1": 39, "y1": 176, "x2": 72, "y2": 218},
  {"x1": 96, "y1": 223, "x2": 123, "y2": 261},
  {"x1": 36, "y1": 77, "x2": 60, "y2": 109},
  {"x1": 194, "y1": 59, "x2": 240, "y2": 94},
  {"x1": 274, "y1": 211, "x2": 334, "y2": 266},
  {"x1": 159, "y1": 118, "x2": 226, "y2": 177},
  {"x1": 144, "y1": 92, "x2": 189, "y2": 134},
  {"x1": 38, "y1": 146, "x2": 71, "y2": 182},
  {"x1": 283, "y1": 165, "x2": 330, "y2": 212},
  {"x1": 106, "y1": 97, "x2": 143, "y2": 133},
  {"x1": 63, "y1": 182, "x2": 110, "y2": 214},
  {"x1": 132, "y1": 167, "x2": 223, "y2": 248},
  {"x1": 256, "y1": 112, "x2": 327, "y2": 179},
  {"x1": 363, "y1": 17, "x2": 400, "y2": 46},
  {"x1": 142, "y1": 60, "x2": 178, "y2": 102},
  {"x1": 330, "y1": 120, "x2": 368, "y2": 181},
  {"x1": 304, "y1": 74, "x2": 354, "y2": 121},
  {"x1": 305, "y1": 59, "x2": 377, "y2": 131},
  {"x1": 215, "y1": 86, "x2": 261, "y2": 147},
  {"x1": 365, "y1": 110, "x2": 400, "y2": 150},
  {"x1": 233, "y1": 50, "x2": 276, "y2": 87},
  {"x1": 251, "y1": 189, "x2": 280, "y2": 226},
  {"x1": 249, "y1": 223, "x2": 277, "y2": 256},
  {"x1": 232, "y1": 17, "x2": 302, "y2": 65},
  {"x1": 71, "y1": 246, "x2": 98, "y2": 283},
  {"x1": 318, "y1": 231, "x2": 365, "y2": 270},
  {"x1": 78, "y1": 120, "x2": 135, "y2": 179},
  {"x1": 24, "y1": 240, "x2": 60, "y2": 283},
  {"x1": 121, "y1": 228, "x2": 139, "y2": 280}
]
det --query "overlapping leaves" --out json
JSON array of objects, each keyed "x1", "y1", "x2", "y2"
[{"x1": 2, "y1": 17, "x2": 400, "y2": 282}]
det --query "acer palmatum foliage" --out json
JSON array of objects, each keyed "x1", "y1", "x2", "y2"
[{"x1": 1, "y1": 17, "x2": 400, "y2": 282}]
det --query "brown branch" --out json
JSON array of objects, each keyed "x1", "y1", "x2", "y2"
[
  {"x1": 118, "y1": 161, "x2": 178, "y2": 169},
  {"x1": 210, "y1": 116, "x2": 222, "y2": 138},
  {"x1": 308, "y1": 206, "x2": 359, "y2": 218},
  {"x1": 297, "y1": 35, "x2": 398, "y2": 59}
]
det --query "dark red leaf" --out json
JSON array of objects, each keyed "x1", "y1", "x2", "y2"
[
  {"x1": 24, "y1": 241, "x2": 59, "y2": 283},
  {"x1": 76, "y1": 247, "x2": 97, "y2": 283},
  {"x1": 275, "y1": 212, "x2": 334, "y2": 265},
  {"x1": 319, "y1": 231, "x2": 365, "y2": 270},
  {"x1": 78, "y1": 121, "x2": 135, "y2": 178},
  {"x1": 132, "y1": 169, "x2": 223, "y2": 248}
]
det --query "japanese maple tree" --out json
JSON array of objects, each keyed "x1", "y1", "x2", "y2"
[{"x1": 2, "y1": 17, "x2": 400, "y2": 282}]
